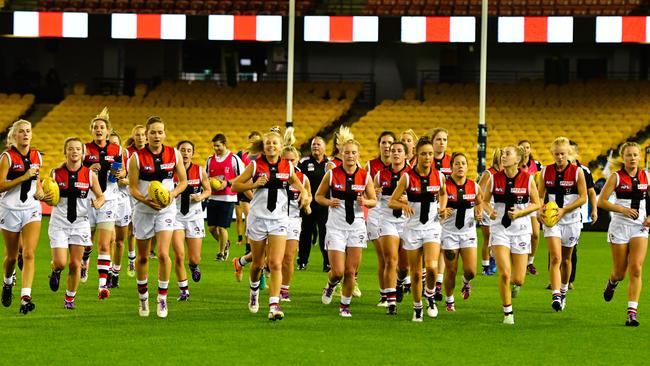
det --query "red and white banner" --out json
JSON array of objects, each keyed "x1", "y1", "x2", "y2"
[
  {"x1": 208, "y1": 15, "x2": 282, "y2": 41},
  {"x1": 596, "y1": 16, "x2": 649, "y2": 43},
  {"x1": 498, "y1": 17, "x2": 573, "y2": 43},
  {"x1": 13, "y1": 11, "x2": 88, "y2": 38},
  {"x1": 304, "y1": 16, "x2": 378, "y2": 42},
  {"x1": 111, "y1": 14, "x2": 186, "y2": 40},
  {"x1": 401, "y1": 16, "x2": 475, "y2": 43}
]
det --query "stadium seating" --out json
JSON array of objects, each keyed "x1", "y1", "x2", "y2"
[
  {"x1": 37, "y1": 0, "x2": 316, "y2": 15},
  {"x1": 348, "y1": 80, "x2": 650, "y2": 178},
  {"x1": 362, "y1": 0, "x2": 642, "y2": 16},
  {"x1": 0, "y1": 93, "x2": 35, "y2": 133},
  {"x1": 30, "y1": 80, "x2": 361, "y2": 172}
]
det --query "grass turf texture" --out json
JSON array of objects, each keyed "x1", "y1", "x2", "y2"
[{"x1": 2, "y1": 217, "x2": 648, "y2": 365}]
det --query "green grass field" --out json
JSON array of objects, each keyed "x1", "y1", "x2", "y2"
[{"x1": 2, "y1": 217, "x2": 649, "y2": 365}]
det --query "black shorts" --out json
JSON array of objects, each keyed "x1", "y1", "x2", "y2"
[
  {"x1": 207, "y1": 200, "x2": 235, "y2": 228},
  {"x1": 237, "y1": 193, "x2": 251, "y2": 204}
]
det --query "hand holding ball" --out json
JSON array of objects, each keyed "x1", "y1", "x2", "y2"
[
  {"x1": 148, "y1": 181, "x2": 171, "y2": 207},
  {"x1": 543, "y1": 201, "x2": 560, "y2": 227}
]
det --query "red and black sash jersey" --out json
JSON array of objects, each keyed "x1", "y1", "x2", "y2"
[
  {"x1": 408, "y1": 156, "x2": 417, "y2": 167},
  {"x1": 54, "y1": 165, "x2": 91, "y2": 223},
  {"x1": 137, "y1": 145, "x2": 177, "y2": 182},
  {"x1": 368, "y1": 157, "x2": 390, "y2": 180},
  {"x1": 330, "y1": 157, "x2": 343, "y2": 168},
  {"x1": 543, "y1": 163, "x2": 579, "y2": 208},
  {"x1": 175, "y1": 163, "x2": 202, "y2": 216},
  {"x1": 434, "y1": 154, "x2": 452, "y2": 176},
  {"x1": 331, "y1": 165, "x2": 367, "y2": 224},
  {"x1": 83, "y1": 141, "x2": 122, "y2": 192},
  {"x1": 126, "y1": 146, "x2": 138, "y2": 160},
  {"x1": 288, "y1": 169, "x2": 305, "y2": 202},
  {"x1": 492, "y1": 170, "x2": 530, "y2": 228},
  {"x1": 446, "y1": 177, "x2": 477, "y2": 230},
  {"x1": 615, "y1": 169, "x2": 649, "y2": 212},
  {"x1": 488, "y1": 167, "x2": 499, "y2": 175},
  {"x1": 406, "y1": 167, "x2": 442, "y2": 224},
  {"x1": 5, "y1": 146, "x2": 40, "y2": 202},
  {"x1": 378, "y1": 165, "x2": 410, "y2": 218},
  {"x1": 253, "y1": 156, "x2": 291, "y2": 212}
]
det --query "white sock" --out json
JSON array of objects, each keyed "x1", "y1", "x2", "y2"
[
  {"x1": 482, "y1": 260, "x2": 490, "y2": 266},
  {"x1": 3, "y1": 277, "x2": 12, "y2": 285},
  {"x1": 128, "y1": 251, "x2": 136, "y2": 260},
  {"x1": 446, "y1": 295, "x2": 454, "y2": 303},
  {"x1": 269, "y1": 296, "x2": 280, "y2": 305},
  {"x1": 462, "y1": 276, "x2": 470, "y2": 284},
  {"x1": 21, "y1": 288, "x2": 31, "y2": 298},
  {"x1": 503, "y1": 304, "x2": 513, "y2": 314},
  {"x1": 341, "y1": 296, "x2": 351, "y2": 305},
  {"x1": 528, "y1": 256, "x2": 535, "y2": 265},
  {"x1": 436, "y1": 274, "x2": 444, "y2": 283},
  {"x1": 404, "y1": 276, "x2": 411, "y2": 285}
]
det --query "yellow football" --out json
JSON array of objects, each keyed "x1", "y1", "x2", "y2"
[
  {"x1": 210, "y1": 177, "x2": 224, "y2": 192},
  {"x1": 544, "y1": 201, "x2": 560, "y2": 227},
  {"x1": 42, "y1": 176, "x2": 60, "y2": 206},
  {"x1": 148, "y1": 181, "x2": 170, "y2": 207}
]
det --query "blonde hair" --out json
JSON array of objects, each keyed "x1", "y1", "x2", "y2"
[
  {"x1": 131, "y1": 124, "x2": 145, "y2": 136},
  {"x1": 6, "y1": 119, "x2": 31, "y2": 147},
  {"x1": 551, "y1": 136, "x2": 571, "y2": 149},
  {"x1": 607, "y1": 141, "x2": 641, "y2": 172},
  {"x1": 491, "y1": 148, "x2": 502, "y2": 169},
  {"x1": 248, "y1": 131, "x2": 281, "y2": 155},
  {"x1": 335, "y1": 126, "x2": 355, "y2": 151},
  {"x1": 504, "y1": 144, "x2": 526, "y2": 166},
  {"x1": 90, "y1": 107, "x2": 112, "y2": 133},
  {"x1": 282, "y1": 127, "x2": 300, "y2": 160},
  {"x1": 401, "y1": 129, "x2": 418, "y2": 142}
]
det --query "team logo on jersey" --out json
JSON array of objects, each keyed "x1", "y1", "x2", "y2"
[
  {"x1": 75, "y1": 182, "x2": 90, "y2": 189},
  {"x1": 620, "y1": 185, "x2": 630, "y2": 190},
  {"x1": 518, "y1": 242, "x2": 527, "y2": 248},
  {"x1": 161, "y1": 163, "x2": 175, "y2": 170},
  {"x1": 560, "y1": 181, "x2": 574, "y2": 187},
  {"x1": 511, "y1": 188, "x2": 526, "y2": 194},
  {"x1": 639, "y1": 184, "x2": 648, "y2": 190},
  {"x1": 144, "y1": 166, "x2": 153, "y2": 171},
  {"x1": 87, "y1": 156, "x2": 99, "y2": 161},
  {"x1": 463, "y1": 194, "x2": 476, "y2": 200},
  {"x1": 276, "y1": 173, "x2": 290, "y2": 180},
  {"x1": 188, "y1": 179, "x2": 200, "y2": 185},
  {"x1": 165, "y1": 218, "x2": 173, "y2": 224},
  {"x1": 426, "y1": 186, "x2": 439, "y2": 192},
  {"x1": 307, "y1": 163, "x2": 314, "y2": 171},
  {"x1": 351, "y1": 185, "x2": 365, "y2": 191},
  {"x1": 225, "y1": 167, "x2": 230, "y2": 174},
  {"x1": 334, "y1": 184, "x2": 343, "y2": 190},
  {"x1": 495, "y1": 187, "x2": 504, "y2": 193},
  {"x1": 448, "y1": 194, "x2": 455, "y2": 200},
  {"x1": 12, "y1": 164, "x2": 23, "y2": 170}
]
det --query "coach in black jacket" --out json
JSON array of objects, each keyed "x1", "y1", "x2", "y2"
[{"x1": 297, "y1": 136, "x2": 330, "y2": 271}]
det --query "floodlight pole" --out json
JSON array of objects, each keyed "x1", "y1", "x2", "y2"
[
  {"x1": 286, "y1": 0, "x2": 296, "y2": 129},
  {"x1": 477, "y1": 0, "x2": 488, "y2": 174}
]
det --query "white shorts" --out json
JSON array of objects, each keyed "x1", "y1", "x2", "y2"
[
  {"x1": 0, "y1": 205, "x2": 41, "y2": 232},
  {"x1": 479, "y1": 211, "x2": 491, "y2": 226},
  {"x1": 89, "y1": 199, "x2": 117, "y2": 227},
  {"x1": 379, "y1": 220, "x2": 405, "y2": 238},
  {"x1": 441, "y1": 230, "x2": 478, "y2": 250},
  {"x1": 544, "y1": 222, "x2": 581, "y2": 248},
  {"x1": 325, "y1": 222, "x2": 367, "y2": 252},
  {"x1": 246, "y1": 215, "x2": 288, "y2": 242},
  {"x1": 402, "y1": 225, "x2": 442, "y2": 251},
  {"x1": 366, "y1": 210, "x2": 381, "y2": 241},
  {"x1": 49, "y1": 224, "x2": 93, "y2": 249},
  {"x1": 132, "y1": 209, "x2": 176, "y2": 240},
  {"x1": 115, "y1": 196, "x2": 132, "y2": 227},
  {"x1": 608, "y1": 220, "x2": 650, "y2": 245},
  {"x1": 173, "y1": 217, "x2": 205, "y2": 239},
  {"x1": 287, "y1": 217, "x2": 301, "y2": 241},
  {"x1": 489, "y1": 225, "x2": 531, "y2": 255}
]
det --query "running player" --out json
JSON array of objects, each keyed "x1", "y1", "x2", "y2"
[
  {"x1": 483, "y1": 145, "x2": 540, "y2": 325},
  {"x1": 477, "y1": 148, "x2": 502, "y2": 275},
  {"x1": 389, "y1": 137, "x2": 447, "y2": 322},
  {"x1": 232, "y1": 130, "x2": 309, "y2": 320},
  {"x1": 440, "y1": 152, "x2": 482, "y2": 312},
  {"x1": 172, "y1": 140, "x2": 211, "y2": 300},
  {"x1": 124, "y1": 125, "x2": 147, "y2": 275},
  {"x1": 47, "y1": 138, "x2": 105, "y2": 309},
  {"x1": 234, "y1": 131, "x2": 261, "y2": 247},
  {"x1": 0, "y1": 120, "x2": 44, "y2": 314},
  {"x1": 598, "y1": 142, "x2": 649, "y2": 326},
  {"x1": 280, "y1": 128, "x2": 312, "y2": 302},
  {"x1": 519, "y1": 140, "x2": 542, "y2": 275},
  {"x1": 366, "y1": 131, "x2": 395, "y2": 307},
  {"x1": 538, "y1": 137, "x2": 587, "y2": 312},
  {"x1": 318, "y1": 138, "x2": 376, "y2": 317},
  {"x1": 375, "y1": 141, "x2": 410, "y2": 315},
  {"x1": 206, "y1": 133, "x2": 245, "y2": 261},
  {"x1": 128, "y1": 116, "x2": 188, "y2": 318},
  {"x1": 430, "y1": 128, "x2": 452, "y2": 300},
  {"x1": 107, "y1": 132, "x2": 130, "y2": 288},
  {"x1": 82, "y1": 107, "x2": 125, "y2": 300}
]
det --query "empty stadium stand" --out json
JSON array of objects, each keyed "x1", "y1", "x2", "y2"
[
  {"x1": 30, "y1": 80, "x2": 361, "y2": 172},
  {"x1": 0, "y1": 93, "x2": 35, "y2": 132},
  {"x1": 347, "y1": 80, "x2": 650, "y2": 178}
]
